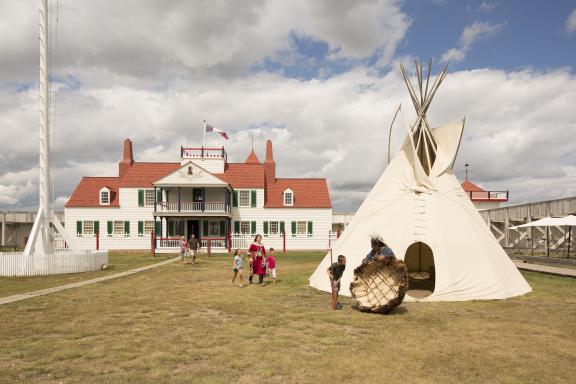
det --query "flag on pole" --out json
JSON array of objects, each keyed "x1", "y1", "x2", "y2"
[{"x1": 205, "y1": 124, "x2": 229, "y2": 140}]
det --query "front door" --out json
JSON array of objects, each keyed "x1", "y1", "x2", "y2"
[{"x1": 187, "y1": 220, "x2": 200, "y2": 242}]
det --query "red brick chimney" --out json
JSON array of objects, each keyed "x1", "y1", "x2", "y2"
[
  {"x1": 264, "y1": 140, "x2": 276, "y2": 189},
  {"x1": 119, "y1": 138, "x2": 134, "y2": 179}
]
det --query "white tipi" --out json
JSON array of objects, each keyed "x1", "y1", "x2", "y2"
[{"x1": 310, "y1": 62, "x2": 531, "y2": 301}]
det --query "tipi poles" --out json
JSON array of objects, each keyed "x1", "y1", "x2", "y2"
[{"x1": 388, "y1": 104, "x2": 402, "y2": 165}]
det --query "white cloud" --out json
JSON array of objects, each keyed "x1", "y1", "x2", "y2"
[
  {"x1": 441, "y1": 21, "x2": 505, "y2": 63},
  {"x1": 566, "y1": 9, "x2": 576, "y2": 34},
  {"x1": 478, "y1": 1, "x2": 498, "y2": 12}
]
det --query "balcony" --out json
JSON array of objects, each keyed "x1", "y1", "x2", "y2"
[
  {"x1": 468, "y1": 190, "x2": 509, "y2": 202},
  {"x1": 155, "y1": 201, "x2": 231, "y2": 215},
  {"x1": 180, "y1": 147, "x2": 227, "y2": 162}
]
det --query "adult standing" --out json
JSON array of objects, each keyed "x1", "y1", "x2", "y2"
[
  {"x1": 248, "y1": 234, "x2": 267, "y2": 286},
  {"x1": 188, "y1": 234, "x2": 200, "y2": 264}
]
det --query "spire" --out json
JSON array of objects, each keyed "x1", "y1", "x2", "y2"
[
  {"x1": 119, "y1": 138, "x2": 134, "y2": 178},
  {"x1": 244, "y1": 149, "x2": 260, "y2": 164}
]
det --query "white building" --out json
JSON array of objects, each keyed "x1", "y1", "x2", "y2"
[
  {"x1": 460, "y1": 179, "x2": 508, "y2": 210},
  {"x1": 65, "y1": 139, "x2": 332, "y2": 252}
]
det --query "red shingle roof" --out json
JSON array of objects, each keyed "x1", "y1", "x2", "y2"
[
  {"x1": 214, "y1": 163, "x2": 265, "y2": 188},
  {"x1": 265, "y1": 178, "x2": 332, "y2": 208},
  {"x1": 244, "y1": 150, "x2": 260, "y2": 164},
  {"x1": 65, "y1": 177, "x2": 120, "y2": 208},
  {"x1": 119, "y1": 162, "x2": 180, "y2": 187},
  {"x1": 461, "y1": 180, "x2": 485, "y2": 193}
]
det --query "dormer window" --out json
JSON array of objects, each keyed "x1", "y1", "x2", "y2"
[
  {"x1": 283, "y1": 189, "x2": 293, "y2": 206},
  {"x1": 100, "y1": 187, "x2": 110, "y2": 205}
]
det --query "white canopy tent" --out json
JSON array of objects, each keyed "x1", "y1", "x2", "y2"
[
  {"x1": 309, "y1": 61, "x2": 532, "y2": 302},
  {"x1": 510, "y1": 215, "x2": 576, "y2": 258}
]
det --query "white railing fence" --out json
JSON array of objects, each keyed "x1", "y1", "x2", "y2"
[
  {"x1": 157, "y1": 201, "x2": 229, "y2": 213},
  {"x1": 0, "y1": 250, "x2": 109, "y2": 277}
]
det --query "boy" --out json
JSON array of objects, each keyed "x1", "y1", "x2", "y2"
[
  {"x1": 267, "y1": 248, "x2": 277, "y2": 284},
  {"x1": 327, "y1": 255, "x2": 346, "y2": 309}
]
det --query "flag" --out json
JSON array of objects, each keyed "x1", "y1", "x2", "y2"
[{"x1": 205, "y1": 124, "x2": 229, "y2": 140}]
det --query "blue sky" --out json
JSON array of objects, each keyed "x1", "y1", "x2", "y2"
[{"x1": 0, "y1": 0, "x2": 575, "y2": 211}]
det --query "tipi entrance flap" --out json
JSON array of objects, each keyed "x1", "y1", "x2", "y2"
[{"x1": 429, "y1": 119, "x2": 465, "y2": 178}]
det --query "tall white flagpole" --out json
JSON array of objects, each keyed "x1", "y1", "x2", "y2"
[{"x1": 202, "y1": 120, "x2": 206, "y2": 150}]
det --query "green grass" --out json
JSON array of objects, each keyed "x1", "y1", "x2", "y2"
[
  {"x1": 0, "y1": 251, "x2": 175, "y2": 298},
  {"x1": 0, "y1": 251, "x2": 575, "y2": 383}
]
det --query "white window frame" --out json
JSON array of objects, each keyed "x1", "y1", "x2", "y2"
[
  {"x1": 113, "y1": 221, "x2": 124, "y2": 235},
  {"x1": 269, "y1": 221, "x2": 279, "y2": 235},
  {"x1": 83, "y1": 220, "x2": 94, "y2": 235},
  {"x1": 144, "y1": 189, "x2": 155, "y2": 206},
  {"x1": 283, "y1": 189, "x2": 294, "y2": 206},
  {"x1": 239, "y1": 190, "x2": 250, "y2": 207},
  {"x1": 240, "y1": 221, "x2": 251, "y2": 234},
  {"x1": 296, "y1": 221, "x2": 307, "y2": 235},
  {"x1": 100, "y1": 187, "x2": 110, "y2": 205},
  {"x1": 144, "y1": 221, "x2": 155, "y2": 235}
]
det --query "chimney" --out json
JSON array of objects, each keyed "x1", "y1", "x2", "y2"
[
  {"x1": 119, "y1": 138, "x2": 134, "y2": 179},
  {"x1": 264, "y1": 139, "x2": 276, "y2": 189}
]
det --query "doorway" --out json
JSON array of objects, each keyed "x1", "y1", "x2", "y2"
[
  {"x1": 404, "y1": 242, "x2": 435, "y2": 298},
  {"x1": 187, "y1": 219, "x2": 200, "y2": 241}
]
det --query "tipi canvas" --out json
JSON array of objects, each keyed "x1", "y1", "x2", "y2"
[{"x1": 309, "y1": 63, "x2": 531, "y2": 301}]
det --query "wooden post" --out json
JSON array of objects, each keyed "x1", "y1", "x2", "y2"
[
  {"x1": 567, "y1": 226, "x2": 572, "y2": 259},
  {"x1": 547, "y1": 226, "x2": 550, "y2": 258},
  {"x1": 207, "y1": 239, "x2": 211, "y2": 256},
  {"x1": 227, "y1": 231, "x2": 232, "y2": 253},
  {"x1": 151, "y1": 230, "x2": 155, "y2": 257},
  {"x1": 95, "y1": 231, "x2": 99, "y2": 250}
]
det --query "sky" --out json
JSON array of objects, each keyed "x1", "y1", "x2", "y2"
[{"x1": 0, "y1": 0, "x2": 575, "y2": 212}]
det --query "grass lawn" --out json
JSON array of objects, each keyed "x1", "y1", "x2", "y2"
[
  {"x1": 0, "y1": 251, "x2": 575, "y2": 383},
  {"x1": 0, "y1": 251, "x2": 175, "y2": 298}
]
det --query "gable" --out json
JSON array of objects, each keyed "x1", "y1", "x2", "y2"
[{"x1": 154, "y1": 161, "x2": 229, "y2": 187}]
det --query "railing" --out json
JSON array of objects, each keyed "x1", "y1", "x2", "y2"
[
  {"x1": 468, "y1": 190, "x2": 508, "y2": 201},
  {"x1": 180, "y1": 147, "x2": 226, "y2": 161},
  {"x1": 157, "y1": 201, "x2": 230, "y2": 213}
]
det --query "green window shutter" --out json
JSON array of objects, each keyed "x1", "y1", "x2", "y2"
[
  {"x1": 138, "y1": 221, "x2": 144, "y2": 235},
  {"x1": 124, "y1": 221, "x2": 130, "y2": 234},
  {"x1": 155, "y1": 221, "x2": 161, "y2": 236},
  {"x1": 219, "y1": 220, "x2": 225, "y2": 236},
  {"x1": 138, "y1": 189, "x2": 144, "y2": 207},
  {"x1": 203, "y1": 220, "x2": 209, "y2": 236},
  {"x1": 263, "y1": 221, "x2": 268, "y2": 235},
  {"x1": 233, "y1": 190, "x2": 238, "y2": 207},
  {"x1": 107, "y1": 221, "x2": 113, "y2": 235},
  {"x1": 251, "y1": 190, "x2": 257, "y2": 207},
  {"x1": 291, "y1": 221, "x2": 296, "y2": 237},
  {"x1": 168, "y1": 221, "x2": 175, "y2": 236},
  {"x1": 156, "y1": 189, "x2": 162, "y2": 203},
  {"x1": 280, "y1": 221, "x2": 285, "y2": 234},
  {"x1": 234, "y1": 221, "x2": 240, "y2": 234},
  {"x1": 76, "y1": 221, "x2": 82, "y2": 235},
  {"x1": 251, "y1": 221, "x2": 256, "y2": 234},
  {"x1": 94, "y1": 221, "x2": 100, "y2": 234},
  {"x1": 308, "y1": 221, "x2": 313, "y2": 236}
]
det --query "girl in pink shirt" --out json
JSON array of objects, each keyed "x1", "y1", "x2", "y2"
[{"x1": 267, "y1": 247, "x2": 277, "y2": 284}]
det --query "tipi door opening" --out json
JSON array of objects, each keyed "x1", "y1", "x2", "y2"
[{"x1": 404, "y1": 242, "x2": 435, "y2": 298}]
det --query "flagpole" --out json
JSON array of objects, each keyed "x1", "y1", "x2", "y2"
[{"x1": 202, "y1": 120, "x2": 206, "y2": 151}]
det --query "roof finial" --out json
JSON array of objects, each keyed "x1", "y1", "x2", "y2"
[
  {"x1": 465, "y1": 162, "x2": 470, "y2": 181},
  {"x1": 251, "y1": 133, "x2": 254, "y2": 151}
]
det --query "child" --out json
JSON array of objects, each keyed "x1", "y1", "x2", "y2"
[
  {"x1": 267, "y1": 247, "x2": 277, "y2": 284},
  {"x1": 179, "y1": 236, "x2": 188, "y2": 263},
  {"x1": 247, "y1": 251, "x2": 255, "y2": 284},
  {"x1": 327, "y1": 255, "x2": 346, "y2": 309},
  {"x1": 231, "y1": 249, "x2": 244, "y2": 288}
]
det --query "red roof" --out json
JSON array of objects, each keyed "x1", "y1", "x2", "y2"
[
  {"x1": 65, "y1": 177, "x2": 120, "y2": 208},
  {"x1": 214, "y1": 163, "x2": 265, "y2": 188},
  {"x1": 265, "y1": 178, "x2": 332, "y2": 208},
  {"x1": 244, "y1": 150, "x2": 260, "y2": 164},
  {"x1": 461, "y1": 180, "x2": 486, "y2": 193},
  {"x1": 119, "y1": 162, "x2": 180, "y2": 187}
]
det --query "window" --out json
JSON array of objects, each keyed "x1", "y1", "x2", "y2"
[
  {"x1": 100, "y1": 188, "x2": 110, "y2": 205},
  {"x1": 239, "y1": 190, "x2": 250, "y2": 207},
  {"x1": 113, "y1": 221, "x2": 125, "y2": 235},
  {"x1": 83, "y1": 221, "x2": 94, "y2": 235},
  {"x1": 145, "y1": 190, "x2": 155, "y2": 206},
  {"x1": 240, "y1": 221, "x2": 251, "y2": 234},
  {"x1": 209, "y1": 220, "x2": 221, "y2": 236},
  {"x1": 144, "y1": 221, "x2": 155, "y2": 234},
  {"x1": 283, "y1": 189, "x2": 293, "y2": 206},
  {"x1": 269, "y1": 221, "x2": 279, "y2": 235},
  {"x1": 296, "y1": 221, "x2": 307, "y2": 235}
]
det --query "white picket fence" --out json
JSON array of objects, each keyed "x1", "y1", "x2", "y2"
[{"x1": 0, "y1": 250, "x2": 109, "y2": 277}]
